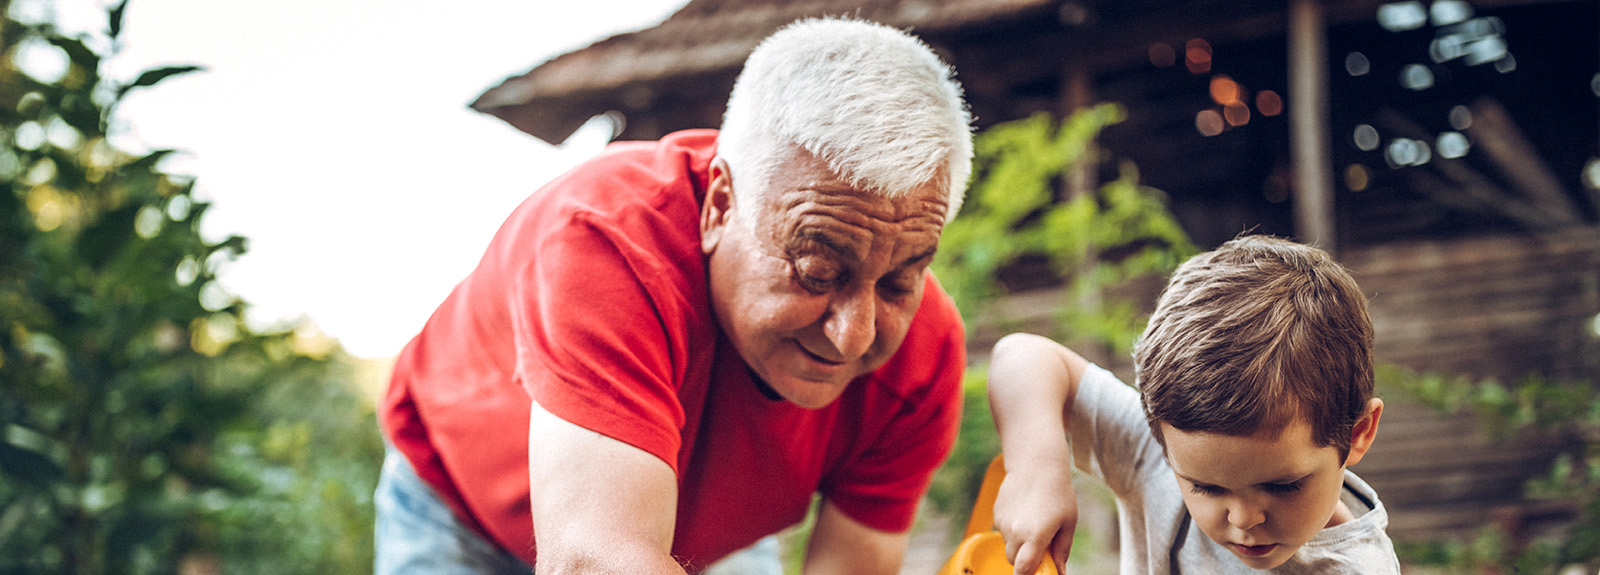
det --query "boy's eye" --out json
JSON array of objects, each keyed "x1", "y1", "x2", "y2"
[
  {"x1": 1188, "y1": 483, "x2": 1225, "y2": 496},
  {"x1": 1263, "y1": 481, "x2": 1302, "y2": 494}
]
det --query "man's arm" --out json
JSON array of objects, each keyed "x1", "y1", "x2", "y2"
[
  {"x1": 801, "y1": 500, "x2": 910, "y2": 575},
  {"x1": 527, "y1": 401, "x2": 687, "y2": 575},
  {"x1": 987, "y1": 333, "x2": 1088, "y2": 575}
]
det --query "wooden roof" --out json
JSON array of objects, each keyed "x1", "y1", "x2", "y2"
[{"x1": 470, "y1": 0, "x2": 1060, "y2": 144}]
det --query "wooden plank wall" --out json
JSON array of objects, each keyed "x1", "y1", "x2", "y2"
[
  {"x1": 1342, "y1": 227, "x2": 1600, "y2": 542},
  {"x1": 966, "y1": 228, "x2": 1599, "y2": 543}
]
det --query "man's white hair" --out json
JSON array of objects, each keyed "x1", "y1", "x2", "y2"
[{"x1": 718, "y1": 17, "x2": 974, "y2": 221}]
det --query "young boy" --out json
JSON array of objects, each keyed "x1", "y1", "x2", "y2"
[{"x1": 987, "y1": 235, "x2": 1400, "y2": 574}]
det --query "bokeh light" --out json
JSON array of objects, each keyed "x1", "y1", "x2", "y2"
[
  {"x1": 1149, "y1": 43, "x2": 1176, "y2": 67},
  {"x1": 1463, "y1": 35, "x2": 1507, "y2": 66},
  {"x1": 1354, "y1": 124, "x2": 1381, "y2": 151},
  {"x1": 14, "y1": 121, "x2": 45, "y2": 151},
  {"x1": 1186, "y1": 38, "x2": 1212, "y2": 74},
  {"x1": 1437, "y1": 132, "x2": 1471, "y2": 159},
  {"x1": 1584, "y1": 158, "x2": 1600, "y2": 190},
  {"x1": 1386, "y1": 138, "x2": 1432, "y2": 167},
  {"x1": 1430, "y1": 0, "x2": 1473, "y2": 26},
  {"x1": 1378, "y1": 2, "x2": 1428, "y2": 31},
  {"x1": 135, "y1": 206, "x2": 165, "y2": 239},
  {"x1": 1346, "y1": 52, "x2": 1371, "y2": 76},
  {"x1": 1344, "y1": 164, "x2": 1371, "y2": 192},
  {"x1": 1494, "y1": 54, "x2": 1516, "y2": 74},
  {"x1": 1224, "y1": 102, "x2": 1251, "y2": 126},
  {"x1": 45, "y1": 117, "x2": 81, "y2": 151},
  {"x1": 1256, "y1": 90, "x2": 1284, "y2": 116},
  {"x1": 12, "y1": 37, "x2": 69, "y2": 84},
  {"x1": 1210, "y1": 75, "x2": 1241, "y2": 104},
  {"x1": 1196, "y1": 109, "x2": 1225, "y2": 136},
  {"x1": 1449, "y1": 105, "x2": 1473, "y2": 130},
  {"x1": 1401, "y1": 64, "x2": 1435, "y2": 90}
]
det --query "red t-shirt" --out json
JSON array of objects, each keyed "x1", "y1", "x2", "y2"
[{"x1": 380, "y1": 129, "x2": 966, "y2": 571}]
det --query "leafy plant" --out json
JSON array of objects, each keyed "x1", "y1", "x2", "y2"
[
  {"x1": 1381, "y1": 364, "x2": 1600, "y2": 574},
  {"x1": 0, "y1": 3, "x2": 380, "y2": 573},
  {"x1": 933, "y1": 105, "x2": 1196, "y2": 357},
  {"x1": 925, "y1": 105, "x2": 1195, "y2": 548}
]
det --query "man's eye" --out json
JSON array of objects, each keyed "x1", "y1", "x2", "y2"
[
  {"x1": 878, "y1": 274, "x2": 917, "y2": 297},
  {"x1": 794, "y1": 258, "x2": 842, "y2": 292}
]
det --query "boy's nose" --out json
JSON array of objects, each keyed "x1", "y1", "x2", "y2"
[{"x1": 1227, "y1": 500, "x2": 1266, "y2": 530}]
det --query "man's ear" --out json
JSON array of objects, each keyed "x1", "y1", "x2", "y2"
[
  {"x1": 1342, "y1": 398, "x2": 1384, "y2": 467},
  {"x1": 700, "y1": 157, "x2": 736, "y2": 254}
]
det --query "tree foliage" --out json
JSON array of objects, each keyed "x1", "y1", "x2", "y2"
[
  {"x1": 1381, "y1": 365, "x2": 1600, "y2": 574},
  {"x1": 932, "y1": 104, "x2": 1196, "y2": 357},
  {"x1": 0, "y1": 2, "x2": 380, "y2": 573},
  {"x1": 926, "y1": 105, "x2": 1195, "y2": 550}
]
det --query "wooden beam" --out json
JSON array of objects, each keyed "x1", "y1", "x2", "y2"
[
  {"x1": 1289, "y1": 0, "x2": 1338, "y2": 253},
  {"x1": 1467, "y1": 97, "x2": 1586, "y2": 225}
]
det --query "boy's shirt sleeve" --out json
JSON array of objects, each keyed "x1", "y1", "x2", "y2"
[{"x1": 1068, "y1": 364, "x2": 1168, "y2": 497}]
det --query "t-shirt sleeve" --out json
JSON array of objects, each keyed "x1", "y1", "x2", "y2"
[
  {"x1": 508, "y1": 210, "x2": 695, "y2": 472},
  {"x1": 820, "y1": 280, "x2": 967, "y2": 533},
  {"x1": 1069, "y1": 364, "x2": 1168, "y2": 497}
]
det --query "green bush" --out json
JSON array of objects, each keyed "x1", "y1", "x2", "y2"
[
  {"x1": 0, "y1": 3, "x2": 381, "y2": 573},
  {"x1": 1381, "y1": 364, "x2": 1600, "y2": 574},
  {"x1": 926, "y1": 105, "x2": 1194, "y2": 535}
]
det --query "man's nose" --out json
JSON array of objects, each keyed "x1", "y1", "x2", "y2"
[{"x1": 824, "y1": 288, "x2": 875, "y2": 359}]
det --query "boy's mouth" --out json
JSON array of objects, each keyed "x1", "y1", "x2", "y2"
[{"x1": 1230, "y1": 543, "x2": 1277, "y2": 557}]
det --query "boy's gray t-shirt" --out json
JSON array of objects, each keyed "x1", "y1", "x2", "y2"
[{"x1": 1071, "y1": 364, "x2": 1402, "y2": 574}]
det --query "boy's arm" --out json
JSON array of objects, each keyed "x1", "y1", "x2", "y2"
[{"x1": 987, "y1": 333, "x2": 1089, "y2": 575}]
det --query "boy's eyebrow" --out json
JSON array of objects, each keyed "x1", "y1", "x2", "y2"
[
  {"x1": 1174, "y1": 472, "x2": 1216, "y2": 487},
  {"x1": 1175, "y1": 471, "x2": 1312, "y2": 487}
]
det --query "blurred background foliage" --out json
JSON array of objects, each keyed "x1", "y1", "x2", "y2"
[
  {"x1": 924, "y1": 103, "x2": 1196, "y2": 567},
  {"x1": 932, "y1": 103, "x2": 1197, "y2": 358},
  {"x1": 0, "y1": 1, "x2": 382, "y2": 573},
  {"x1": 10, "y1": 2, "x2": 1596, "y2": 575},
  {"x1": 1380, "y1": 365, "x2": 1600, "y2": 574}
]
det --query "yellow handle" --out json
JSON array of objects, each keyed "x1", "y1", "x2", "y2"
[
  {"x1": 935, "y1": 455, "x2": 1061, "y2": 575},
  {"x1": 961, "y1": 455, "x2": 1009, "y2": 539}
]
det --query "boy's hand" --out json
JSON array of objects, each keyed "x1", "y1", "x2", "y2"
[{"x1": 994, "y1": 458, "x2": 1076, "y2": 575}]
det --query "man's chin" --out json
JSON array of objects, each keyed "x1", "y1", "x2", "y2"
[{"x1": 769, "y1": 377, "x2": 852, "y2": 409}]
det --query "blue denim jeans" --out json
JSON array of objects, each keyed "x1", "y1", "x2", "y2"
[{"x1": 374, "y1": 446, "x2": 783, "y2": 575}]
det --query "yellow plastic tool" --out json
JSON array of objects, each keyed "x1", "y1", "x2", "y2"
[{"x1": 935, "y1": 455, "x2": 1061, "y2": 575}]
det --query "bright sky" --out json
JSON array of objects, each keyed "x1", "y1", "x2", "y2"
[{"x1": 42, "y1": 0, "x2": 691, "y2": 357}]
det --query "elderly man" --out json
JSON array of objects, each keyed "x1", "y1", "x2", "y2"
[{"x1": 375, "y1": 17, "x2": 974, "y2": 575}]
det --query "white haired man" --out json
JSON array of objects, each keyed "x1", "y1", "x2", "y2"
[{"x1": 374, "y1": 17, "x2": 976, "y2": 575}]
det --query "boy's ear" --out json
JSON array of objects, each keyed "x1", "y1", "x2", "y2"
[
  {"x1": 1342, "y1": 398, "x2": 1384, "y2": 467},
  {"x1": 700, "y1": 157, "x2": 736, "y2": 254}
]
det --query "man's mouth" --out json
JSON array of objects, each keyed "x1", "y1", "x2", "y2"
[{"x1": 797, "y1": 343, "x2": 846, "y2": 366}]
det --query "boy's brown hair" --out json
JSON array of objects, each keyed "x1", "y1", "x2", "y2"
[{"x1": 1134, "y1": 235, "x2": 1374, "y2": 461}]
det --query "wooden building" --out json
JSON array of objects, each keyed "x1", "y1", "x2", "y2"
[{"x1": 473, "y1": 0, "x2": 1600, "y2": 549}]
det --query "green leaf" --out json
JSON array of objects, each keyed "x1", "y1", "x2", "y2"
[
  {"x1": 109, "y1": 1, "x2": 129, "y2": 39},
  {"x1": 77, "y1": 204, "x2": 139, "y2": 270},
  {"x1": 0, "y1": 441, "x2": 63, "y2": 486},
  {"x1": 46, "y1": 36, "x2": 100, "y2": 79},
  {"x1": 117, "y1": 65, "x2": 205, "y2": 98}
]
